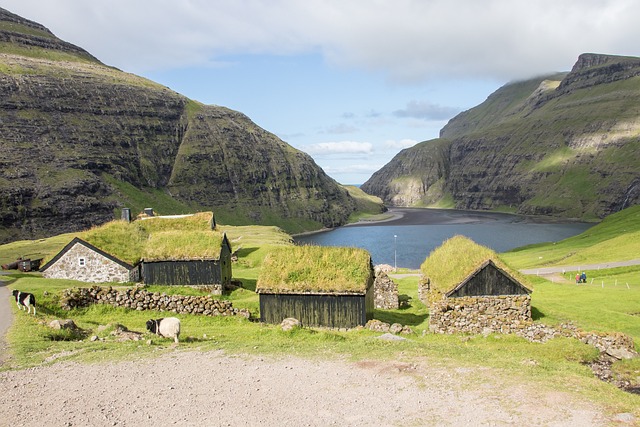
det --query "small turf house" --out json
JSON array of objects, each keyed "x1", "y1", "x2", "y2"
[
  {"x1": 420, "y1": 235, "x2": 532, "y2": 335},
  {"x1": 256, "y1": 246, "x2": 374, "y2": 328},
  {"x1": 41, "y1": 212, "x2": 232, "y2": 288}
]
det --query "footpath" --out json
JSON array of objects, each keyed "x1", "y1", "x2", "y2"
[
  {"x1": 0, "y1": 274, "x2": 13, "y2": 365},
  {"x1": 520, "y1": 259, "x2": 640, "y2": 275}
]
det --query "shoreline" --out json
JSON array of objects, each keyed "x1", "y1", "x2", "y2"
[{"x1": 292, "y1": 207, "x2": 593, "y2": 240}]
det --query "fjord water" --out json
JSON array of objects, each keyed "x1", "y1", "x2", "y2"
[{"x1": 294, "y1": 208, "x2": 593, "y2": 269}]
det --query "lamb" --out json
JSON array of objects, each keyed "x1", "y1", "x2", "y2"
[{"x1": 146, "y1": 317, "x2": 181, "y2": 343}]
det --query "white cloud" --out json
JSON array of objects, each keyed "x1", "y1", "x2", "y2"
[
  {"x1": 305, "y1": 141, "x2": 373, "y2": 155},
  {"x1": 6, "y1": 0, "x2": 640, "y2": 80},
  {"x1": 322, "y1": 163, "x2": 384, "y2": 175},
  {"x1": 384, "y1": 139, "x2": 419, "y2": 150},
  {"x1": 394, "y1": 101, "x2": 460, "y2": 121}
]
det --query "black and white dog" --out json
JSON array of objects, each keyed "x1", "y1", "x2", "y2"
[{"x1": 12, "y1": 290, "x2": 36, "y2": 316}]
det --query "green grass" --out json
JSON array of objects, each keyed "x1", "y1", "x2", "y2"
[
  {"x1": 501, "y1": 205, "x2": 640, "y2": 269},
  {"x1": 257, "y1": 246, "x2": 372, "y2": 293},
  {"x1": 3, "y1": 211, "x2": 640, "y2": 416},
  {"x1": 5, "y1": 271, "x2": 640, "y2": 416}
]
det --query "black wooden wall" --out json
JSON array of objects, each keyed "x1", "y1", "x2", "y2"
[
  {"x1": 447, "y1": 263, "x2": 528, "y2": 297},
  {"x1": 141, "y1": 259, "x2": 229, "y2": 286},
  {"x1": 260, "y1": 286, "x2": 374, "y2": 328}
]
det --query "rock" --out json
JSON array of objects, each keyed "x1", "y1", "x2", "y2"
[
  {"x1": 281, "y1": 318, "x2": 300, "y2": 331},
  {"x1": 606, "y1": 347, "x2": 637, "y2": 360},
  {"x1": 613, "y1": 413, "x2": 636, "y2": 423},
  {"x1": 376, "y1": 333, "x2": 407, "y2": 341},
  {"x1": 389, "y1": 323, "x2": 403, "y2": 334},
  {"x1": 49, "y1": 319, "x2": 78, "y2": 330}
]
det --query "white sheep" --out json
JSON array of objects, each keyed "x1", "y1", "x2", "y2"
[{"x1": 146, "y1": 317, "x2": 181, "y2": 343}]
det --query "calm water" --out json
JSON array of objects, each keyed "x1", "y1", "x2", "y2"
[{"x1": 295, "y1": 208, "x2": 593, "y2": 269}]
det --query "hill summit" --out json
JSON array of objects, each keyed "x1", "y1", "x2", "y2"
[
  {"x1": 362, "y1": 53, "x2": 640, "y2": 219},
  {"x1": 0, "y1": 7, "x2": 359, "y2": 243}
]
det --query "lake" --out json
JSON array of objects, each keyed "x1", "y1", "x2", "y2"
[{"x1": 294, "y1": 208, "x2": 593, "y2": 269}]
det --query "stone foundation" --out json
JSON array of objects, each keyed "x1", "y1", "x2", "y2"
[
  {"x1": 429, "y1": 295, "x2": 532, "y2": 334},
  {"x1": 61, "y1": 286, "x2": 250, "y2": 318}
]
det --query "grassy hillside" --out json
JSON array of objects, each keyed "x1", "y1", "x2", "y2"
[{"x1": 501, "y1": 205, "x2": 640, "y2": 269}]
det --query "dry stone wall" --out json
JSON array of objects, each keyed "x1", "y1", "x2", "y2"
[
  {"x1": 61, "y1": 286, "x2": 250, "y2": 318},
  {"x1": 429, "y1": 295, "x2": 532, "y2": 334},
  {"x1": 374, "y1": 272, "x2": 399, "y2": 309}
]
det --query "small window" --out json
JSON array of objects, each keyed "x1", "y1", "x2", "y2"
[{"x1": 78, "y1": 257, "x2": 86, "y2": 267}]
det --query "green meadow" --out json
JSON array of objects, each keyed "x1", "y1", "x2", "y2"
[{"x1": 2, "y1": 206, "x2": 640, "y2": 417}]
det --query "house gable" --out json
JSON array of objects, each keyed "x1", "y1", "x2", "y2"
[
  {"x1": 40, "y1": 237, "x2": 134, "y2": 283},
  {"x1": 446, "y1": 260, "x2": 531, "y2": 298}
]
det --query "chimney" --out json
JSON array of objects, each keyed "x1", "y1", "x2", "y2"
[
  {"x1": 121, "y1": 208, "x2": 131, "y2": 222},
  {"x1": 143, "y1": 208, "x2": 155, "y2": 217}
]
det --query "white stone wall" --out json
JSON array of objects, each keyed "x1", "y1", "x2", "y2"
[{"x1": 43, "y1": 243, "x2": 131, "y2": 283}]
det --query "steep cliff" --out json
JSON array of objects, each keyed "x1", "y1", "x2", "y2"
[
  {"x1": 362, "y1": 53, "x2": 640, "y2": 220},
  {"x1": 0, "y1": 7, "x2": 357, "y2": 243}
]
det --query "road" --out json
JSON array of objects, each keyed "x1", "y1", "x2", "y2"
[
  {"x1": 0, "y1": 274, "x2": 13, "y2": 365},
  {"x1": 519, "y1": 258, "x2": 640, "y2": 275}
]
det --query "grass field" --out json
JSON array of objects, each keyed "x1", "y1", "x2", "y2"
[{"x1": 2, "y1": 206, "x2": 640, "y2": 416}]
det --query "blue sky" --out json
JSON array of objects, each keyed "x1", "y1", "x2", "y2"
[{"x1": 3, "y1": 0, "x2": 640, "y2": 184}]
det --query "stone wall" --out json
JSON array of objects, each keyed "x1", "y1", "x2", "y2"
[
  {"x1": 43, "y1": 243, "x2": 131, "y2": 283},
  {"x1": 374, "y1": 272, "x2": 399, "y2": 309},
  {"x1": 61, "y1": 286, "x2": 250, "y2": 318},
  {"x1": 429, "y1": 295, "x2": 532, "y2": 334}
]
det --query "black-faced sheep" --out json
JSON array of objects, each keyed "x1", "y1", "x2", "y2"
[
  {"x1": 12, "y1": 290, "x2": 36, "y2": 316},
  {"x1": 146, "y1": 317, "x2": 181, "y2": 343}
]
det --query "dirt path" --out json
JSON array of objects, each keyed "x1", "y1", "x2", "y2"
[
  {"x1": 520, "y1": 259, "x2": 640, "y2": 275},
  {"x1": 0, "y1": 276, "x2": 13, "y2": 366},
  {"x1": 0, "y1": 349, "x2": 610, "y2": 427}
]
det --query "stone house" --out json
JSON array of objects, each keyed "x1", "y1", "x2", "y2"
[
  {"x1": 420, "y1": 235, "x2": 532, "y2": 335},
  {"x1": 40, "y1": 237, "x2": 136, "y2": 283}
]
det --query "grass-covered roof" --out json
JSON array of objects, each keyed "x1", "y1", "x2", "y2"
[
  {"x1": 420, "y1": 235, "x2": 530, "y2": 295},
  {"x1": 78, "y1": 212, "x2": 225, "y2": 264},
  {"x1": 256, "y1": 246, "x2": 373, "y2": 294}
]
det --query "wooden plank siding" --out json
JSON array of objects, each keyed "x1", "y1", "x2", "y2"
[
  {"x1": 446, "y1": 261, "x2": 529, "y2": 297},
  {"x1": 259, "y1": 285, "x2": 374, "y2": 328},
  {"x1": 141, "y1": 259, "x2": 229, "y2": 286}
]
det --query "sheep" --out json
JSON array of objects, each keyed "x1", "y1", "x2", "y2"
[{"x1": 146, "y1": 317, "x2": 181, "y2": 343}]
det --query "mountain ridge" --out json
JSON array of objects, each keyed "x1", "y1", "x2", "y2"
[
  {"x1": 362, "y1": 53, "x2": 640, "y2": 219},
  {"x1": 0, "y1": 7, "x2": 365, "y2": 243}
]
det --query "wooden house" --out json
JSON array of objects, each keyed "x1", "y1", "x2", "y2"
[
  {"x1": 420, "y1": 235, "x2": 532, "y2": 334},
  {"x1": 140, "y1": 231, "x2": 232, "y2": 288},
  {"x1": 40, "y1": 237, "x2": 136, "y2": 283},
  {"x1": 41, "y1": 211, "x2": 231, "y2": 288},
  {"x1": 256, "y1": 246, "x2": 374, "y2": 328}
]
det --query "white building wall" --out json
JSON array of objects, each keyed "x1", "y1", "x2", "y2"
[{"x1": 42, "y1": 243, "x2": 131, "y2": 283}]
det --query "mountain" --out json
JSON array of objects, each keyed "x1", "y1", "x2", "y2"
[
  {"x1": 362, "y1": 53, "x2": 640, "y2": 220},
  {"x1": 0, "y1": 7, "x2": 364, "y2": 243}
]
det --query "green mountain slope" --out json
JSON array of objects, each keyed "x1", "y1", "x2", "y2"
[
  {"x1": 362, "y1": 53, "x2": 640, "y2": 220},
  {"x1": 0, "y1": 7, "x2": 364, "y2": 243}
]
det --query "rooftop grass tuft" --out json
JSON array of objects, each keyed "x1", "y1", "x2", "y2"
[{"x1": 257, "y1": 246, "x2": 372, "y2": 294}]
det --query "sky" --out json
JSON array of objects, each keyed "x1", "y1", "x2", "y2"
[{"x1": 2, "y1": 0, "x2": 640, "y2": 184}]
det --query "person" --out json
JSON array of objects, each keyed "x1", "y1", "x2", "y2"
[
  {"x1": 576, "y1": 273, "x2": 580, "y2": 284},
  {"x1": 581, "y1": 271, "x2": 587, "y2": 283}
]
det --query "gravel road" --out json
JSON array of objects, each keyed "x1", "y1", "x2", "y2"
[{"x1": 0, "y1": 349, "x2": 609, "y2": 427}]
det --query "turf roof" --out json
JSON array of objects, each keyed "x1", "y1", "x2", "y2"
[
  {"x1": 78, "y1": 212, "x2": 224, "y2": 264},
  {"x1": 256, "y1": 245, "x2": 373, "y2": 294},
  {"x1": 420, "y1": 235, "x2": 530, "y2": 294}
]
